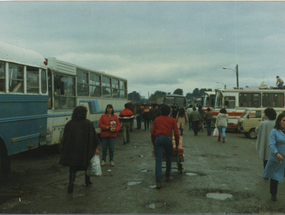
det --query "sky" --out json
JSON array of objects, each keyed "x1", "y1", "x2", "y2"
[{"x1": 1, "y1": 1, "x2": 285, "y2": 98}]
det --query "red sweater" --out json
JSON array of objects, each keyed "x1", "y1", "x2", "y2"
[
  {"x1": 119, "y1": 108, "x2": 134, "y2": 121},
  {"x1": 99, "y1": 114, "x2": 121, "y2": 138},
  {"x1": 151, "y1": 115, "x2": 180, "y2": 147}
]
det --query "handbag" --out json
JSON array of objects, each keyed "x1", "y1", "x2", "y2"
[
  {"x1": 86, "y1": 154, "x2": 102, "y2": 176},
  {"x1": 213, "y1": 127, "x2": 219, "y2": 137}
]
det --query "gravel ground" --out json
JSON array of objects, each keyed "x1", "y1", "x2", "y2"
[{"x1": 0, "y1": 127, "x2": 284, "y2": 214}]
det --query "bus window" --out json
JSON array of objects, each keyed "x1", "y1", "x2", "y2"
[
  {"x1": 41, "y1": 69, "x2": 47, "y2": 94},
  {"x1": 48, "y1": 69, "x2": 52, "y2": 109},
  {"x1": 112, "y1": 78, "x2": 119, "y2": 98},
  {"x1": 224, "y1": 96, "x2": 235, "y2": 109},
  {"x1": 102, "y1": 76, "x2": 111, "y2": 97},
  {"x1": 90, "y1": 73, "x2": 101, "y2": 97},
  {"x1": 54, "y1": 74, "x2": 75, "y2": 109},
  {"x1": 77, "y1": 70, "x2": 89, "y2": 96},
  {"x1": 0, "y1": 61, "x2": 5, "y2": 91},
  {"x1": 120, "y1": 80, "x2": 127, "y2": 98},
  {"x1": 175, "y1": 97, "x2": 186, "y2": 107},
  {"x1": 9, "y1": 63, "x2": 24, "y2": 93},
  {"x1": 262, "y1": 93, "x2": 284, "y2": 107},
  {"x1": 215, "y1": 91, "x2": 223, "y2": 108},
  {"x1": 239, "y1": 93, "x2": 261, "y2": 107},
  {"x1": 27, "y1": 67, "x2": 39, "y2": 93}
]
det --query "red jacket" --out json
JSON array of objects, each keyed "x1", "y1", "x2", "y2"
[
  {"x1": 151, "y1": 115, "x2": 180, "y2": 147},
  {"x1": 119, "y1": 108, "x2": 134, "y2": 122},
  {"x1": 99, "y1": 114, "x2": 121, "y2": 138}
]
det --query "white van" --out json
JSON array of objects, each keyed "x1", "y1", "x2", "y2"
[{"x1": 238, "y1": 108, "x2": 285, "y2": 139}]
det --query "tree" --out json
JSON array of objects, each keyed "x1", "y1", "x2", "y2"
[
  {"x1": 127, "y1": 91, "x2": 141, "y2": 102},
  {"x1": 149, "y1": 91, "x2": 167, "y2": 103},
  {"x1": 173, "y1": 88, "x2": 183, "y2": 95}
]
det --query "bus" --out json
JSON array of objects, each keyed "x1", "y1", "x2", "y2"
[
  {"x1": 0, "y1": 42, "x2": 129, "y2": 173},
  {"x1": 0, "y1": 41, "x2": 48, "y2": 173},
  {"x1": 202, "y1": 91, "x2": 215, "y2": 110},
  {"x1": 212, "y1": 88, "x2": 285, "y2": 129},
  {"x1": 46, "y1": 57, "x2": 128, "y2": 148},
  {"x1": 163, "y1": 94, "x2": 187, "y2": 107}
]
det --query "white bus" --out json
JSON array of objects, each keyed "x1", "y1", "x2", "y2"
[
  {"x1": 213, "y1": 88, "x2": 285, "y2": 129},
  {"x1": 202, "y1": 91, "x2": 215, "y2": 110},
  {"x1": 46, "y1": 57, "x2": 128, "y2": 148}
]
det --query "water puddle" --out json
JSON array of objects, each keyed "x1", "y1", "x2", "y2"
[
  {"x1": 206, "y1": 192, "x2": 233, "y2": 200},
  {"x1": 127, "y1": 182, "x2": 142, "y2": 186},
  {"x1": 146, "y1": 202, "x2": 166, "y2": 209},
  {"x1": 149, "y1": 185, "x2": 156, "y2": 189},
  {"x1": 186, "y1": 173, "x2": 197, "y2": 176}
]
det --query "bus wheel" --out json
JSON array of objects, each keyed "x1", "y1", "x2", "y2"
[
  {"x1": 0, "y1": 141, "x2": 11, "y2": 173},
  {"x1": 248, "y1": 128, "x2": 257, "y2": 139}
]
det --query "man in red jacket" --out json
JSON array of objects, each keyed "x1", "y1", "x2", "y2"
[
  {"x1": 119, "y1": 103, "x2": 134, "y2": 144},
  {"x1": 151, "y1": 104, "x2": 179, "y2": 189}
]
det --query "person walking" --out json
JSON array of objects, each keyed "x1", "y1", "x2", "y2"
[
  {"x1": 143, "y1": 104, "x2": 150, "y2": 130},
  {"x1": 151, "y1": 105, "x2": 180, "y2": 189},
  {"x1": 99, "y1": 104, "x2": 121, "y2": 166},
  {"x1": 263, "y1": 113, "x2": 285, "y2": 201},
  {"x1": 198, "y1": 106, "x2": 205, "y2": 132},
  {"x1": 215, "y1": 108, "x2": 228, "y2": 143},
  {"x1": 176, "y1": 107, "x2": 188, "y2": 136},
  {"x1": 136, "y1": 105, "x2": 143, "y2": 129},
  {"x1": 276, "y1": 76, "x2": 284, "y2": 88},
  {"x1": 204, "y1": 108, "x2": 213, "y2": 136},
  {"x1": 189, "y1": 107, "x2": 201, "y2": 136},
  {"x1": 256, "y1": 108, "x2": 277, "y2": 174},
  {"x1": 59, "y1": 106, "x2": 101, "y2": 193},
  {"x1": 187, "y1": 105, "x2": 193, "y2": 130},
  {"x1": 119, "y1": 103, "x2": 134, "y2": 144},
  {"x1": 149, "y1": 104, "x2": 161, "y2": 129}
]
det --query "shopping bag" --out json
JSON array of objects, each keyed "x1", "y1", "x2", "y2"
[
  {"x1": 213, "y1": 127, "x2": 219, "y2": 137},
  {"x1": 86, "y1": 154, "x2": 102, "y2": 176}
]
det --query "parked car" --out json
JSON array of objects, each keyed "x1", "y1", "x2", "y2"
[{"x1": 238, "y1": 108, "x2": 285, "y2": 139}]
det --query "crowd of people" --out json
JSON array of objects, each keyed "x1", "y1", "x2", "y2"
[{"x1": 58, "y1": 103, "x2": 285, "y2": 202}]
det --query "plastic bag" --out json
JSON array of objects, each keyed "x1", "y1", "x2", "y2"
[
  {"x1": 213, "y1": 127, "x2": 219, "y2": 137},
  {"x1": 86, "y1": 154, "x2": 102, "y2": 176}
]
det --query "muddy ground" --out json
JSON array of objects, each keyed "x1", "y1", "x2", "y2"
[{"x1": 0, "y1": 127, "x2": 285, "y2": 214}]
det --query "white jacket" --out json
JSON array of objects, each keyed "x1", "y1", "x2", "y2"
[{"x1": 216, "y1": 113, "x2": 228, "y2": 127}]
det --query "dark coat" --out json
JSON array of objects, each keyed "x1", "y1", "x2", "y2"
[{"x1": 59, "y1": 119, "x2": 101, "y2": 167}]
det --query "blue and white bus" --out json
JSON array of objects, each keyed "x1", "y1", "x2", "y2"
[
  {"x1": 0, "y1": 41, "x2": 48, "y2": 173},
  {"x1": 0, "y1": 42, "x2": 128, "y2": 173}
]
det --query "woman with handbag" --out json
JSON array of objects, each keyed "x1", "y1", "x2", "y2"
[
  {"x1": 215, "y1": 108, "x2": 228, "y2": 143},
  {"x1": 99, "y1": 104, "x2": 121, "y2": 166},
  {"x1": 59, "y1": 106, "x2": 101, "y2": 193}
]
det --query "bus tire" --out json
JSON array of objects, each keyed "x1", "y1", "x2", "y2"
[
  {"x1": 248, "y1": 128, "x2": 257, "y2": 139},
  {"x1": 0, "y1": 139, "x2": 11, "y2": 174}
]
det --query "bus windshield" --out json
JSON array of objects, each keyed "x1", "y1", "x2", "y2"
[{"x1": 164, "y1": 96, "x2": 186, "y2": 107}]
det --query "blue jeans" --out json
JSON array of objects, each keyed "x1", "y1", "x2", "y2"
[
  {"x1": 218, "y1": 126, "x2": 226, "y2": 137},
  {"x1": 278, "y1": 82, "x2": 284, "y2": 88},
  {"x1": 206, "y1": 119, "x2": 212, "y2": 135},
  {"x1": 101, "y1": 137, "x2": 115, "y2": 162},
  {"x1": 154, "y1": 135, "x2": 173, "y2": 183}
]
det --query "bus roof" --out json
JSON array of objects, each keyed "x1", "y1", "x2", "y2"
[
  {"x1": 164, "y1": 94, "x2": 185, "y2": 97},
  {"x1": 215, "y1": 88, "x2": 285, "y2": 93},
  {"x1": 47, "y1": 57, "x2": 127, "y2": 81},
  {"x1": 0, "y1": 41, "x2": 46, "y2": 68}
]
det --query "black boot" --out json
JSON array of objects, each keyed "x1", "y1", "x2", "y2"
[
  {"x1": 85, "y1": 173, "x2": 92, "y2": 186},
  {"x1": 68, "y1": 172, "x2": 76, "y2": 193}
]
